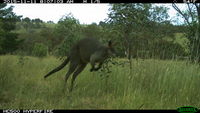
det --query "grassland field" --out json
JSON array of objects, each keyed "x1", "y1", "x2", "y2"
[{"x1": 0, "y1": 55, "x2": 200, "y2": 109}]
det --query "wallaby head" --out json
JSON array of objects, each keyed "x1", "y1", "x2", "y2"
[
  {"x1": 89, "y1": 39, "x2": 116, "y2": 72},
  {"x1": 44, "y1": 38, "x2": 116, "y2": 92}
]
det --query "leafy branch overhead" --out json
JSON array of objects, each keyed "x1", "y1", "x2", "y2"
[{"x1": 172, "y1": 3, "x2": 200, "y2": 62}]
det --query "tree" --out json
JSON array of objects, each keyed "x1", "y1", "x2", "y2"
[
  {"x1": 0, "y1": 3, "x2": 22, "y2": 54},
  {"x1": 108, "y1": 4, "x2": 151, "y2": 62},
  {"x1": 22, "y1": 17, "x2": 31, "y2": 31},
  {"x1": 31, "y1": 18, "x2": 43, "y2": 28},
  {"x1": 32, "y1": 43, "x2": 48, "y2": 57},
  {"x1": 54, "y1": 14, "x2": 82, "y2": 57},
  {"x1": 47, "y1": 21, "x2": 54, "y2": 24},
  {"x1": 108, "y1": 3, "x2": 170, "y2": 72},
  {"x1": 82, "y1": 23, "x2": 102, "y2": 39}
]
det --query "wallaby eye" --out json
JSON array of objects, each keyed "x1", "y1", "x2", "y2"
[{"x1": 108, "y1": 40, "x2": 112, "y2": 47}]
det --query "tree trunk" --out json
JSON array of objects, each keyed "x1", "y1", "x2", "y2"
[
  {"x1": 128, "y1": 43, "x2": 132, "y2": 72},
  {"x1": 124, "y1": 27, "x2": 133, "y2": 75},
  {"x1": 195, "y1": 3, "x2": 200, "y2": 62}
]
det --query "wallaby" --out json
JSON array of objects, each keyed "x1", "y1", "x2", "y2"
[{"x1": 44, "y1": 38, "x2": 116, "y2": 91}]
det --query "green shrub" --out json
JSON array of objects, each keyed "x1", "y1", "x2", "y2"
[{"x1": 32, "y1": 43, "x2": 48, "y2": 57}]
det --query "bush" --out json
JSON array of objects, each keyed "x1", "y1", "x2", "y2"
[{"x1": 32, "y1": 43, "x2": 48, "y2": 57}]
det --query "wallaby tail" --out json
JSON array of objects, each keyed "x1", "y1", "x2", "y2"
[{"x1": 44, "y1": 57, "x2": 70, "y2": 78}]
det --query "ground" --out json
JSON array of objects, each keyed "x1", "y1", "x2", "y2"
[{"x1": 0, "y1": 55, "x2": 199, "y2": 109}]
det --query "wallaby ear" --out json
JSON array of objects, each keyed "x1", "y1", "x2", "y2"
[{"x1": 108, "y1": 40, "x2": 112, "y2": 48}]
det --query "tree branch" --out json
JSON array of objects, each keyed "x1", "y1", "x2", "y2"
[
  {"x1": 187, "y1": 3, "x2": 194, "y2": 22},
  {"x1": 172, "y1": 3, "x2": 191, "y2": 27},
  {"x1": 194, "y1": 3, "x2": 200, "y2": 23}
]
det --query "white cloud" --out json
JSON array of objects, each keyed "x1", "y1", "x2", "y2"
[
  {"x1": 159, "y1": 3, "x2": 186, "y2": 24},
  {"x1": 9, "y1": 4, "x2": 186, "y2": 25},
  {"x1": 9, "y1": 4, "x2": 110, "y2": 24}
]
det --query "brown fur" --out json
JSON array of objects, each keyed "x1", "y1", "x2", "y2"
[{"x1": 44, "y1": 38, "x2": 115, "y2": 91}]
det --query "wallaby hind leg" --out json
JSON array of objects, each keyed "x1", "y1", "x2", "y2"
[
  {"x1": 64, "y1": 61, "x2": 79, "y2": 89},
  {"x1": 69, "y1": 63, "x2": 86, "y2": 92}
]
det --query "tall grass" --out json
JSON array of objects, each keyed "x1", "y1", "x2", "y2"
[{"x1": 0, "y1": 55, "x2": 200, "y2": 109}]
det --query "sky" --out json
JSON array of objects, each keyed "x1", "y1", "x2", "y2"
[
  {"x1": 9, "y1": 4, "x2": 110, "y2": 24},
  {"x1": 9, "y1": 4, "x2": 186, "y2": 25}
]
